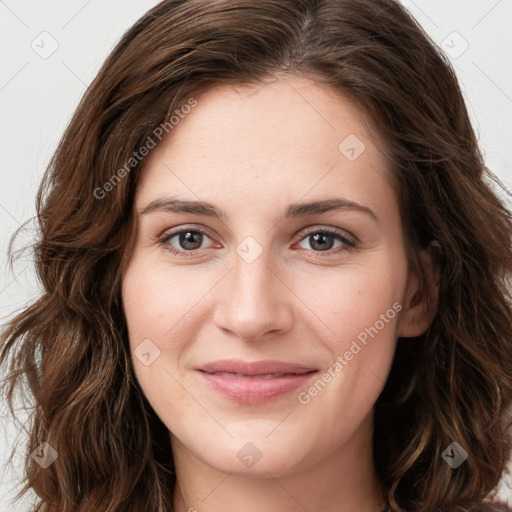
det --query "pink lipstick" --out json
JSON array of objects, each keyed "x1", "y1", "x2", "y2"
[{"x1": 197, "y1": 359, "x2": 318, "y2": 404}]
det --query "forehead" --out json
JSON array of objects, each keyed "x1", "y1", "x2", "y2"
[{"x1": 135, "y1": 76, "x2": 395, "y2": 214}]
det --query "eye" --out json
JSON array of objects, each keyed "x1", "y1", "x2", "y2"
[
  {"x1": 157, "y1": 225, "x2": 357, "y2": 257},
  {"x1": 157, "y1": 227, "x2": 218, "y2": 256},
  {"x1": 296, "y1": 228, "x2": 357, "y2": 253}
]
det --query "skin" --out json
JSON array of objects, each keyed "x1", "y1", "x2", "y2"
[{"x1": 121, "y1": 75, "x2": 438, "y2": 512}]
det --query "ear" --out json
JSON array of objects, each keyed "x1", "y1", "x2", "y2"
[{"x1": 398, "y1": 241, "x2": 440, "y2": 338}]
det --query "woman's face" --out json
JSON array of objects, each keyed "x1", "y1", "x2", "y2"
[{"x1": 122, "y1": 76, "x2": 431, "y2": 478}]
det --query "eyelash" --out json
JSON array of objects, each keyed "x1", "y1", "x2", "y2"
[{"x1": 157, "y1": 225, "x2": 358, "y2": 257}]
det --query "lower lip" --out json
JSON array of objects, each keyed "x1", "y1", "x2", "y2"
[{"x1": 198, "y1": 371, "x2": 318, "y2": 404}]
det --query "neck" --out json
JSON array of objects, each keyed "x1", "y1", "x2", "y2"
[{"x1": 170, "y1": 411, "x2": 385, "y2": 512}]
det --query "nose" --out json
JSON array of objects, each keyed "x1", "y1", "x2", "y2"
[{"x1": 212, "y1": 244, "x2": 294, "y2": 342}]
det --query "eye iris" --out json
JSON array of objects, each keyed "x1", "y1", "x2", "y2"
[
  {"x1": 170, "y1": 231, "x2": 342, "y2": 252},
  {"x1": 310, "y1": 233, "x2": 334, "y2": 251},
  {"x1": 179, "y1": 231, "x2": 203, "y2": 250}
]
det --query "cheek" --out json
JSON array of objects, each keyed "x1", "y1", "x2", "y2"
[
  {"x1": 292, "y1": 291, "x2": 400, "y2": 455},
  {"x1": 121, "y1": 256, "x2": 224, "y2": 406},
  {"x1": 297, "y1": 258, "x2": 404, "y2": 348},
  {"x1": 122, "y1": 257, "x2": 205, "y2": 343},
  {"x1": 293, "y1": 255, "x2": 404, "y2": 411},
  {"x1": 122, "y1": 261, "x2": 196, "y2": 418}
]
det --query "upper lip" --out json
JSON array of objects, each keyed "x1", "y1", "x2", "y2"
[{"x1": 198, "y1": 359, "x2": 317, "y2": 376}]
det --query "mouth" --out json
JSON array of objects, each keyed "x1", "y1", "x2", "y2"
[
  {"x1": 202, "y1": 371, "x2": 314, "y2": 379},
  {"x1": 196, "y1": 359, "x2": 318, "y2": 403}
]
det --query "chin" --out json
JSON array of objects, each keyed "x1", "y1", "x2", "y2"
[{"x1": 193, "y1": 434, "x2": 315, "y2": 478}]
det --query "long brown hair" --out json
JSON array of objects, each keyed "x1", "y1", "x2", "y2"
[{"x1": 2, "y1": 1, "x2": 512, "y2": 511}]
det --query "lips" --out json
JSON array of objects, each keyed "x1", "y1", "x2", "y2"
[
  {"x1": 196, "y1": 359, "x2": 318, "y2": 403},
  {"x1": 198, "y1": 359, "x2": 316, "y2": 376},
  {"x1": 206, "y1": 371, "x2": 303, "y2": 379}
]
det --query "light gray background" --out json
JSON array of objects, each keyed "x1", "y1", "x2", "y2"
[{"x1": 1, "y1": 0, "x2": 511, "y2": 510}]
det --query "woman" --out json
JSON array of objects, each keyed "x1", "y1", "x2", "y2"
[{"x1": 1, "y1": 0, "x2": 511, "y2": 511}]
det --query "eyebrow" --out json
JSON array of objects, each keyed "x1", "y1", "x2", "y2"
[{"x1": 140, "y1": 196, "x2": 378, "y2": 222}]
